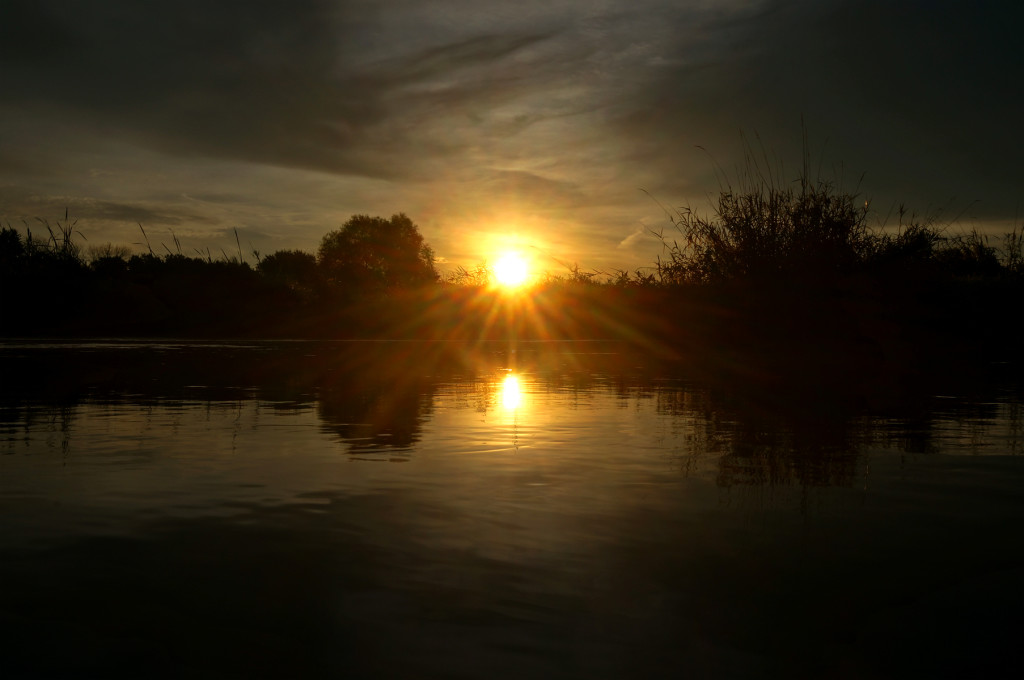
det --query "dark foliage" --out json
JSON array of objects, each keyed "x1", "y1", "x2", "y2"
[
  {"x1": 656, "y1": 178, "x2": 872, "y2": 284},
  {"x1": 1, "y1": 200, "x2": 1021, "y2": 382},
  {"x1": 318, "y1": 213, "x2": 438, "y2": 296},
  {"x1": 654, "y1": 176, "x2": 1021, "y2": 289},
  {"x1": 257, "y1": 249, "x2": 318, "y2": 297}
]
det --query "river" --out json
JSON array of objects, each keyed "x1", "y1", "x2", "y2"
[{"x1": 1, "y1": 340, "x2": 1021, "y2": 678}]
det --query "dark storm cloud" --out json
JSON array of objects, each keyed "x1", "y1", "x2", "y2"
[
  {"x1": 0, "y1": 0, "x2": 562, "y2": 180},
  {"x1": 616, "y1": 0, "x2": 1023, "y2": 218}
]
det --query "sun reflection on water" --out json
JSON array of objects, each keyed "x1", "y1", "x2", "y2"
[{"x1": 501, "y1": 373, "x2": 523, "y2": 410}]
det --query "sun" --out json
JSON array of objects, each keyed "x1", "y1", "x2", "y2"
[{"x1": 493, "y1": 252, "x2": 530, "y2": 288}]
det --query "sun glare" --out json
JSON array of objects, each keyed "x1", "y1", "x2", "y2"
[
  {"x1": 501, "y1": 373, "x2": 522, "y2": 410},
  {"x1": 493, "y1": 252, "x2": 529, "y2": 288}
]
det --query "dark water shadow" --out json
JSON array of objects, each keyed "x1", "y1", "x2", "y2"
[{"x1": 2, "y1": 484, "x2": 1021, "y2": 679}]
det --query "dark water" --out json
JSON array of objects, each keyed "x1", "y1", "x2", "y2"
[{"x1": 1, "y1": 340, "x2": 1021, "y2": 679}]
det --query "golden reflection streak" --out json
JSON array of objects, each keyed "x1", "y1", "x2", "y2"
[{"x1": 500, "y1": 373, "x2": 523, "y2": 410}]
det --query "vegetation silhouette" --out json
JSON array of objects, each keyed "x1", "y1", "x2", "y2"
[
  {"x1": 256, "y1": 249, "x2": 318, "y2": 301},
  {"x1": 2, "y1": 182, "x2": 1022, "y2": 384},
  {"x1": 317, "y1": 213, "x2": 438, "y2": 299},
  {"x1": 631, "y1": 154, "x2": 1018, "y2": 381}
]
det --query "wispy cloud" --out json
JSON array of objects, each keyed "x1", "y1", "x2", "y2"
[{"x1": 1, "y1": 1, "x2": 1020, "y2": 271}]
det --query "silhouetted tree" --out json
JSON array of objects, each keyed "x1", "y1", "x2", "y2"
[
  {"x1": 317, "y1": 214, "x2": 438, "y2": 295},
  {"x1": 257, "y1": 249, "x2": 318, "y2": 295}
]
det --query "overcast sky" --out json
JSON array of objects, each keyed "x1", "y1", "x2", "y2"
[{"x1": 2, "y1": 1, "x2": 1020, "y2": 274}]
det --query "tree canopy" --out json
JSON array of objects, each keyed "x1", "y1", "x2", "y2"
[
  {"x1": 317, "y1": 213, "x2": 438, "y2": 294},
  {"x1": 257, "y1": 249, "x2": 317, "y2": 295}
]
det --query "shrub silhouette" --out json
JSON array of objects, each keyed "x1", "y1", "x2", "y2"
[
  {"x1": 656, "y1": 177, "x2": 872, "y2": 284},
  {"x1": 651, "y1": 171, "x2": 1024, "y2": 290}
]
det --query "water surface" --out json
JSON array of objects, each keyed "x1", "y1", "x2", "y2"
[{"x1": 1, "y1": 341, "x2": 1021, "y2": 678}]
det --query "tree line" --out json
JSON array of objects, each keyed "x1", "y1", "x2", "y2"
[
  {"x1": 0, "y1": 213, "x2": 443, "y2": 336},
  {"x1": 2, "y1": 180, "x2": 1022, "y2": 376}
]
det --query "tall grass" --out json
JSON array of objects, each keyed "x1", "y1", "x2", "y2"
[
  {"x1": 21, "y1": 208, "x2": 87, "y2": 263},
  {"x1": 1005, "y1": 225, "x2": 1024, "y2": 275}
]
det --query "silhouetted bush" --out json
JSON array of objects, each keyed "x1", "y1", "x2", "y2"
[
  {"x1": 652, "y1": 171, "x2": 1024, "y2": 291},
  {"x1": 655, "y1": 176, "x2": 872, "y2": 284},
  {"x1": 91, "y1": 255, "x2": 129, "y2": 279}
]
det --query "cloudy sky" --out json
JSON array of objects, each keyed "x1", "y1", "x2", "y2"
[{"x1": 2, "y1": 1, "x2": 1020, "y2": 274}]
